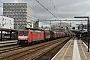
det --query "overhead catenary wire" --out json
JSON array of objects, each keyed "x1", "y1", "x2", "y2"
[
  {"x1": 36, "y1": 0, "x2": 58, "y2": 20},
  {"x1": 50, "y1": 0, "x2": 68, "y2": 28},
  {"x1": 50, "y1": 0, "x2": 64, "y2": 19}
]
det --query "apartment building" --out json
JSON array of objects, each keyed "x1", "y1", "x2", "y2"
[
  {"x1": 3, "y1": 3, "x2": 32, "y2": 29},
  {"x1": 0, "y1": 16, "x2": 14, "y2": 29}
]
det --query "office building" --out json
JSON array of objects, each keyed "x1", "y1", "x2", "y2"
[{"x1": 3, "y1": 3, "x2": 32, "y2": 29}]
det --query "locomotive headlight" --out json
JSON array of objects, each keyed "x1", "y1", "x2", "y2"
[
  {"x1": 18, "y1": 36, "x2": 28, "y2": 40},
  {"x1": 17, "y1": 41, "x2": 20, "y2": 44},
  {"x1": 25, "y1": 41, "x2": 28, "y2": 43}
]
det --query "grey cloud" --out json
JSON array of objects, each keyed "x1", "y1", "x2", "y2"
[{"x1": 0, "y1": 0, "x2": 90, "y2": 27}]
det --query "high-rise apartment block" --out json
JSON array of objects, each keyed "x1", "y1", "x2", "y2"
[{"x1": 3, "y1": 3, "x2": 32, "y2": 29}]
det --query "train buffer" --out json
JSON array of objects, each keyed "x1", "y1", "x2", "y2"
[{"x1": 51, "y1": 38, "x2": 90, "y2": 60}]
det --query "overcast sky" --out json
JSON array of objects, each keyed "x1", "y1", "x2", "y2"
[{"x1": 0, "y1": 0, "x2": 89, "y2": 27}]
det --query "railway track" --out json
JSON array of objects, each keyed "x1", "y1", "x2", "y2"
[
  {"x1": 0, "y1": 37, "x2": 70, "y2": 60},
  {"x1": 0, "y1": 45, "x2": 22, "y2": 54},
  {"x1": 35, "y1": 37, "x2": 70, "y2": 60}
]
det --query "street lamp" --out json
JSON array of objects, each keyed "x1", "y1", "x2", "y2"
[{"x1": 74, "y1": 16, "x2": 89, "y2": 52}]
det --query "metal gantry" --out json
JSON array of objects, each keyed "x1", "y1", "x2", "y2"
[
  {"x1": 74, "y1": 16, "x2": 89, "y2": 52},
  {"x1": 38, "y1": 19, "x2": 87, "y2": 29}
]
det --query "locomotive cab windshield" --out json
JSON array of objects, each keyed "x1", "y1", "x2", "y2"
[
  {"x1": 19, "y1": 31, "x2": 28, "y2": 35},
  {"x1": 18, "y1": 30, "x2": 29, "y2": 44}
]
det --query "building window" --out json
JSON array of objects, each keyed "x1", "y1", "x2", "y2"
[
  {"x1": 5, "y1": 22, "x2": 6, "y2": 25},
  {"x1": 2, "y1": 24, "x2": 4, "y2": 27},
  {"x1": 3, "y1": 18, "x2": 4, "y2": 21}
]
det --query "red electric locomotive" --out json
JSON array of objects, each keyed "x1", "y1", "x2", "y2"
[{"x1": 18, "y1": 29, "x2": 44, "y2": 44}]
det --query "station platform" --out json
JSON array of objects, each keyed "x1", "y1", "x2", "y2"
[
  {"x1": 0, "y1": 40, "x2": 18, "y2": 47},
  {"x1": 51, "y1": 38, "x2": 90, "y2": 60}
]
